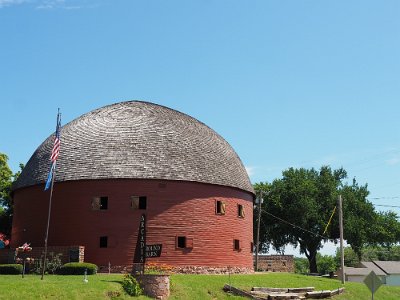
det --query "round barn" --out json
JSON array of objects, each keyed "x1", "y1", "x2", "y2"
[{"x1": 11, "y1": 101, "x2": 254, "y2": 272}]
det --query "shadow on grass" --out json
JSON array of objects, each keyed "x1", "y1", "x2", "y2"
[
  {"x1": 100, "y1": 280, "x2": 125, "y2": 299},
  {"x1": 100, "y1": 279, "x2": 123, "y2": 284}
]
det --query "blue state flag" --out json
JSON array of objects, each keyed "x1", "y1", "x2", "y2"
[{"x1": 44, "y1": 163, "x2": 55, "y2": 191}]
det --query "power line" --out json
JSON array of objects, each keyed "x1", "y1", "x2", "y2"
[
  {"x1": 369, "y1": 196, "x2": 400, "y2": 200},
  {"x1": 374, "y1": 204, "x2": 400, "y2": 208},
  {"x1": 261, "y1": 209, "x2": 329, "y2": 240},
  {"x1": 367, "y1": 197, "x2": 400, "y2": 208}
]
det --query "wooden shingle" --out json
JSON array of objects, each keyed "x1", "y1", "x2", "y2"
[{"x1": 13, "y1": 101, "x2": 254, "y2": 194}]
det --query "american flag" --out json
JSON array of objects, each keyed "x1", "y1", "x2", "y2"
[
  {"x1": 50, "y1": 116, "x2": 61, "y2": 162},
  {"x1": 45, "y1": 111, "x2": 61, "y2": 191}
]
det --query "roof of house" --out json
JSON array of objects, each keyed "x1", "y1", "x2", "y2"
[
  {"x1": 359, "y1": 262, "x2": 387, "y2": 276},
  {"x1": 13, "y1": 101, "x2": 254, "y2": 194},
  {"x1": 343, "y1": 267, "x2": 385, "y2": 276},
  {"x1": 372, "y1": 261, "x2": 400, "y2": 275}
]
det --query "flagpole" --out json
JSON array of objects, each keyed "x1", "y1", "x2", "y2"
[
  {"x1": 41, "y1": 109, "x2": 61, "y2": 280},
  {"x1": 41, "y1": 161, "x2": 57, "y2": 280}
]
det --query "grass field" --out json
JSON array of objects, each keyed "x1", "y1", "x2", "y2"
[{"x1": 0, "y1": 272, "x2": 400, "y2": 299}]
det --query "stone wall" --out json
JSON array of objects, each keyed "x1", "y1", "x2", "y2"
[
  {"x1": 135, "y1": 274, "x2": 170, "y2": 300},
  {"x1": 255, "y1": 255, "x2": 294, "y2": 272},
  {"x1": 172, "y1": 265, "x2": 253, "y2": 274},
  {"x1": 98, "y1": 264, "x2": 253, "y2": 274},
  {"x1": 0, "y1": 246, "x2": 84, "y2": 264}
]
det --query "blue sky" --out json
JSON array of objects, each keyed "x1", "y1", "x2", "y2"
[{"x1": 1, "y1": 1, "x2": 399, "y2": 254}]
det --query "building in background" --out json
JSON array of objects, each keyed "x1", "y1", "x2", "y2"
[
  {"x1": 255, "y1": 255, "x2": 295, "y2": 273},
  {"x1": 338, "y1": 261, "x2": 400, "y2": 286}
]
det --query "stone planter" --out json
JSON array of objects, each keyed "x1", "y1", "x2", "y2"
[{"x1": 135, "y1": 274, "x2": 170, "y2": 299}]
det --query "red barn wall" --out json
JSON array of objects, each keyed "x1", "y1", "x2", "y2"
[{"x1": 12, "y1": 179, "x2": 254, "y2": 269}]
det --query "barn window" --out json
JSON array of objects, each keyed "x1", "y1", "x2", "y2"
[
  {"x1": 131, "y1": 196, "x2": 147, "y2": 210},
  {"x1": 175, "y1": 236, "x2": 193, "y2": 249},
  {"x1": 92, "y1": 197, "x2": 108, "y2": 210},
  {"x1": 216, "y1": 200, "x2": 226, "y2": 215},
  {"x1": 238, "y1": 204, "x2": 245, "y2": 218},
  {"x1": 234, "y1": 239, "x2": 240, "y2": 251},
  {"x1": 99, "y1": 236, "x2": 108, "y2": 248},
  {"x1": 177, "y1": 236, "x2": 186, "y2": 249}
]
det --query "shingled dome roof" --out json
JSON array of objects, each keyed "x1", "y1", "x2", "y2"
[{"x1": 13, "y1": 101, "x2": 254, "y2": 194}]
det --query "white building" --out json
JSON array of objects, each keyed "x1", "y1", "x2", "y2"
[{"x1": 338, "y1": 261, "x2": 400, "y2": 286}]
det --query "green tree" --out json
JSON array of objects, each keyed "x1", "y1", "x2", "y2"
[
  {"x1": 255, "y1": 166, "x2": 347, "y2": 273},
  {"x1": 295, "y1": 254, "x2": 337, "y2": 275},
  {"x1": 335, "y1": 245, "x2": 400, "y2": 266},
  {"x1": 370, "y1": 211, "x2": 400, "y2": 248},
  {"x1": 254, "y1": 166, "x2": 399, "y2": 273},
  {"x1": 0, "y1": 153, "x2": 23, "y2": 236},
  {"x1": 316, "y1": 253, "x2": 336, "y2": 275},
  {"x1": 294, "y1": 257, "x2": 309, "y2": 274},
  {"x1": 0, "y1": 153, "x2": 13, "y2": 209},
  {"x1": 334, "y1": 246, "x2": 360, "y2": 267},
  {"x1": 0, "y1": 153, "x2": 13, "y2": 236},
  {"x1": 339, "y1": 180, "x2": 376, "y2": 260}
]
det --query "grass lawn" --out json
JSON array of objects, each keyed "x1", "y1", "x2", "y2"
[
  {"x1": 170, "y1": 273, "x2": 400, "y2": 300},
  {"x1": 1, "y1": 272, "x2": 400, "y2": 299},
  {"x1": 0, "y1": 274, "x2": 151, "y2": 300}
]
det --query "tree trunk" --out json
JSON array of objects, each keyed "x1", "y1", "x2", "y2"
[
  {"x1": 298, "y1": 239, "x2": 319, "y2": 274},
  {"x1": 308, "y1": 251, "x2": 318, "y2": 274}
]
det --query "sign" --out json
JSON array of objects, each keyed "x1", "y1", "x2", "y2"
[
  {"x1": 145, "y1": 244, "x2": 162, "y2": 258},
  {"x1": 139, "y1": 214, "x2": 146, "y2": 264},
  {"x1": 363, "y1": 271, "x2": 383, "y2": 299}
]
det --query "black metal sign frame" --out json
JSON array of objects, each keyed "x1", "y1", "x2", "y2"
[{"x1": 139, "y1": 214, "x2": 146, "y2": 269}]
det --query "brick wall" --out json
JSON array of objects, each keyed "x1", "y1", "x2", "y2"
[
  {"x1": 0, "y1": 246, "x2": 84, "y2": 264},
  {"x1": 255, "y1": 255, "x2": 294, "y2": 272}
]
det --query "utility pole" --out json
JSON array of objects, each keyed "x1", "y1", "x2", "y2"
[
  {"x1": 255, "y1": 191, "x2": 263, "y2": 272},
  {"x1": 338, "y1": 194, "x2": 345, "y2": 284}
]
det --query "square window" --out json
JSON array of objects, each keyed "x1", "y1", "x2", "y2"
[
  {"x1": 216, "y1": 200, "x2": 226, "y2": 215},
  {"x1": 238, "y1": 204, "x2": 245, "y2": 218},
  {"x1": 177, "y1": 236, "x2": 186, "y2": 249},
  {"x1": 100, "y1": 236, "x2": 108, "y2": 248},
  {"x1": 131, "y1": 196, "x2": 147, "y2": 210},
  {"x1": 234, "y1": 239, "x2": 240, "y2": 251},
  {"x1": 92, "y1": 197, "x2": 108, "y2": 210}
]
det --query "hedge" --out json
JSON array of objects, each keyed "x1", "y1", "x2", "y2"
[
  {"x1": 0, "y1": 264, "x2": 23, "y2": 275},
  {"x1": 58, "y1": 262, "x2": 98, "y2": 275}
]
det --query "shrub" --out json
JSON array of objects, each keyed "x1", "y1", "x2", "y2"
[
  {"x1": 317, "y1": 254, "x2": 336, "y2": 275},
  {"x1": 0, "y1": 264, "x2": 23, "y2": 274},
  {"x1": 46, "y1": 252, "x2": 63, "y2": 274},
  {"x1": 294, "y1": 257, "x2": 309, "y2": 274},
  {"x1": 58, "y1": 262, "x2": 98, "y2": 275},
  {"x1": 31, "y1": 252, "x2": 63, "y2": 275},
  {"x1": 122, "y1": 274, "x2": 142, "y2": 296}
]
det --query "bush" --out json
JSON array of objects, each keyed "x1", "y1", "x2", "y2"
[
  {"x1": 31, "y1": 252, "x2": 63, "y2": 275},
  {"x1": 0, "y1": 264, "x2": 23, "y2": 274},
  {"x1": 294, "y1": 257, "x2": 309, "y2": 274},
  {"x1": 317, "y1": 254, "x2": 337, "y2": 275},
  {"x1": 58, "y1": 262, "x2": 98, "y2": 275},
  {"x1": 122, "y1": 274, "x2": 142, "y2": 296}
]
